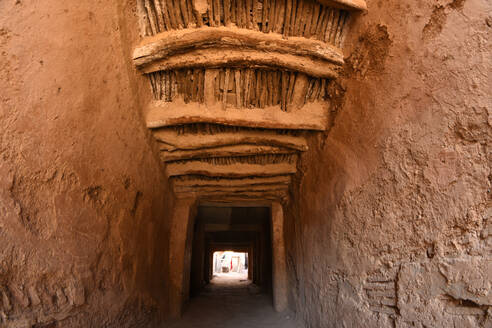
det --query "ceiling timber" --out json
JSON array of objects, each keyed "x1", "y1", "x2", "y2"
[
  {"x1": 133, "y1": 26, "x2": 344, "y2": 68},
  {"x1": 134, "y1": 0, "x2": 365, "y2": 202}
]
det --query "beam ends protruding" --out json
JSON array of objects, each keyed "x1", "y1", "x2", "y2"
[{"x1": 319, "y1": 0, "x2": 367, "y2": 11}]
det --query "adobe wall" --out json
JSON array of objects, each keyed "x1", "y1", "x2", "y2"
[
  {"x1": 285, "y1": 0, "x2": 491, "y2": 326},
  {"x1": 0, "y1": 0, "x2": 172, "y2": 326},
  {"x1": 1, "y1": 0, "x2": 490, "y2": 326}
]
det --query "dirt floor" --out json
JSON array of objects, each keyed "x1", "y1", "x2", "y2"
[{"x1": 164, "y1": 274, "x2": 301, "y2": 328}]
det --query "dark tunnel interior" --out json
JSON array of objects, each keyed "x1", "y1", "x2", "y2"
[{"x1": 189, "y1": 206, "x2": 273, "y2": 298}]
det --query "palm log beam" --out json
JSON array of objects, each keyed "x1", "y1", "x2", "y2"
[
  {"x1": 171, "y1": 176, "x2": 292, "y2": 188},
  {"x1": 175, "y1": 191, "x2": 289, "y2": 201},
  {"x1": 174, "y1": 184, "x2": 289, "y2": 194},
  {"x1": 139, "y1": 48, "x2": 341, "y2": 79},
  {"x1": 133, "y1": 26, "x2": 344, "y2": 68},
  {"x1": 154, "y1": 129, "x2": 308, "y2": 152},
  {"x1": 165, "y1": 162, "x2": 297, "y2": 177},
  {"x1": 146, "y1": 100, "x2": 329, "y2": 131},
  {"x1": 161, "y1": 145, "x2": 296, "y2": 162},
  {"x1": 319, "y1": 0, "x2": 367, "y2": 10}
]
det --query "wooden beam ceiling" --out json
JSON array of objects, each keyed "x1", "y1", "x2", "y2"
[{"x1": 134, "y1": 0, "x2": 365, "y2": 201}]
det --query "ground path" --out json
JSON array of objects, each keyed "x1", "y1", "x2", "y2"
[{"x1": 163, "y1": 273, "x2": 301, "y2": 328}]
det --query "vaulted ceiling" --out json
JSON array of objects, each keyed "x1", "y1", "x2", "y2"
[{"x1": 133, "y1": 0, "x2": 366, "y2": 202}]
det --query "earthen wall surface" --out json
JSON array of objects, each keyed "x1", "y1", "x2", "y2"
[
  {"x1": 0, "y1": 1, "x2": 173, "y2": 326},
  {"x1": 285, "y1": 0, "x2": 491, "y2": 326}
]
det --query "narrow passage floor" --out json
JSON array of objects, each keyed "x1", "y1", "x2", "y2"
[{"x1": 165, "y1": 274, "x2": 301, "y2": 328}]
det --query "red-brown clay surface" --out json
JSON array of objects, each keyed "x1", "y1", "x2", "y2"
[
  {"x1": 285, "y1": 0, "x2": 491, "y2": 327},
  {"x1": 0, "y1": 0, "x2": 172, "y2": 326},
  {"x1": 1, "y1": 0, "x2": 491, "y2": 327}
]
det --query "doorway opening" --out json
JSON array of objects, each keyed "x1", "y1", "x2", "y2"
[
  {"x1": 167, "y1": 200, "x2": 290, "y2": 325},
  {"x1": 189, "y1": 206, "x2": 273, "y2": 298},
  {"x1": 213, "y1": 251, "x2": 248, "y2": 278}
]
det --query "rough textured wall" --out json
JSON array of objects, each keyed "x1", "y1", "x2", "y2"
[
  {"x1": 286, "y1": 0, "x2": 491, "y2": 327},
  {"x1": 0, "y1": 0, "x2": 172, "y2": 326}
]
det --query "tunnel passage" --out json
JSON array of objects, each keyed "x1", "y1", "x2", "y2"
[
  {"x1": 2, "y1": 0, "x2": 491, "y2": 327},
  {"x1": 167, "y1": 200, "x2": 288, "y2": 319},
  {"x1": 189, "y1": 206, "x2": 272, "y2": 297},
  {"x1": 131, "y1": 0, "x2": 366, "y2": 316},
  {"x1": 163, "y1": 201, "x2": 293, "y2": 327},
  {"x1": 132, "y1": 0, "x2": 366, "y2": 322}
]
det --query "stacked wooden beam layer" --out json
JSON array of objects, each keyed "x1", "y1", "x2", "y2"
[
  {"x1": 138, "y1": 0, "x2": 351, "y2": 47},
  {"x1": 151, "y1": 122, "x2": 302, "y2": 199},
  {"x1": 148, "y1": 69, "x2": 331, "y2": 110}
]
